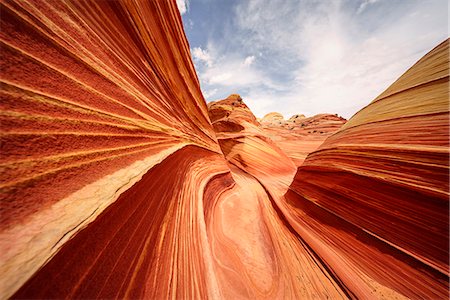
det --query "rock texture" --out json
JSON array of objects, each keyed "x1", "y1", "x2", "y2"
[
  {"x1": 207, "y1": 96, "x2": 350, "y2": 299},
  {"x1": 208, "y1": 95, "x2": 296, "y2": 183},
  {"x1": 284, "y1": 39, "x2": 449, "y2": 299},
  {"x1": 260, "y1": 112, "x2": 284, "y2": 123},
  {"x1": 261, "y1": 113, "x2": 346, "y2": 166},
  {"x1": 0, "y1": 0, "x2": 448, "y2": 299},
  {"x1": 1, "y1": 1, "x2": 222, "y2": 298}
]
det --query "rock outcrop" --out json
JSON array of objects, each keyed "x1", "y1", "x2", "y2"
[
  {"x1": 260, "y1": 112, "x2": 284, "y2": 123},
  {"x1": 289, "y1": 114, "x2": 306, "y2": 121},
  {"x1": 206, "y1": 97, "x2": 350, "y2": 299},
  {"x1": 208, "y1": 95, "x2": 296, "y2": 182},
  {"x1": 261, "y1": 113, "x2": 347, "y2": 166},
  {"x1": 284, "y1": 39, "x2": 449, "y2": 299},
  {"x1": 0, "y1": 0, "x2": 448, "y2": 299},
  {"x1": 1, "y1": 1, "x2": 223, "y2": 298}
]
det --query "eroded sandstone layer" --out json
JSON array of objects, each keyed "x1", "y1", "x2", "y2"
[
  {"x1": 284, "y1": 39, "x2": 450, "y2": 299},
  {"x1": 260, "y1": 112, "x2": 346, "y2": 166},
  {"x1": 1, "y1": 1, "x2": 223, "y2": 298},
  {"x1": 0, "y1": 0, "x2": 448, "y2": 299},
  {"x1": 206, "y1": 96, "x2": 351, "y2": 299}
]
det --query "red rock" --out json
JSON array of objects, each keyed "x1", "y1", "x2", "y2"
[
  {"x1": 284, "y1": 39, "x2": 449, "y2": 299},
  {"x1": 208, "y1": 95, "x2": 296, "y2": 183},
  {"x1": 0, "y1": 0, "x2": 222, "y2": 297},
  {"x1": 1, "y1": 0, "x2": 448, "y2": 298},
  {"x1": 207, "y1": 96, "x2": 352, "y2": 298},
  {"x1": 261, "y1": 113, "x2": 347, "y2": 166}
]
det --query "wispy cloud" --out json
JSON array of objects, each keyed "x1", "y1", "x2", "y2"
[
  {"x1": 191, "y1": 43, "x2": 280, "y2": 95},
  {"x1": 192, "y1": 47, "x2": 212, "y2": 67},
  {"x1": 357, "y1": 0, "x2": 380, "y2": 14},
  {"x1": 203, "y1": 88, "x2": 218, "y2": 99},
  {"x1": 243, "y1": 56, "x2": 255, "y2": 66},
  {"x1": 184, "y1": 0, "x2": 448, "y2": 118},
  {"x1": 176, "y1": 0, "x2": 189, "y2": 15}
]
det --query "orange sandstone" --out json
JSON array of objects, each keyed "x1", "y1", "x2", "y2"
[{"x1": 0, "y1": 0, "x2": 448, "y2": 299}]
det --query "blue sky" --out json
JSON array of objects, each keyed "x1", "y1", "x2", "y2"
[{"x1": 176, "y1": 0, "x2": 448, "y2": 119}]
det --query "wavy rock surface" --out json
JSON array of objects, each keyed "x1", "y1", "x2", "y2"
[
  {"x1": 261, "y1": 113, "x2": 347, "y2": 166},
  {"x1": 1, "y1": 0, "x2": 448, "y2": 299},
  {"x1": 0, "y1": 1, "x2": 223, "y2": 298},
  {"x1": 207, "y1": 96, "x2": 350, "y2": 299},
  {"x1": 284, "y1": 39, "x2": 450, "y2": 299},
  {"x1": 208, "y1": 95, "x2": 296, "y2": 183}
]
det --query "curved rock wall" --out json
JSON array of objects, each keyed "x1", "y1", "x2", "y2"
[
  {"x1": 0, "y1": 0, "x2": 223, "y2": 298},
  {"x1": 1, "y1": 0, "x2": 448, "y2": 299},
  {"x1": 206, "y1": 95, "x2": 350, "y2": 299},
  {"x1": 285, "y1": 39, "x2": 449, "y2": 299}
]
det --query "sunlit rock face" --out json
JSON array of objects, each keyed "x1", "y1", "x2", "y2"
[
  {"x1": 284, "y1": 39, "x2": 449, "y2": 299},
  {"x1": 288, "y1": 114, "x2": 306, "y2": 121},
  {"x1": 208, "y1": 95, "x2": 296, "y2": 184},
  {"x1": 1, "y1": 0, "x2": 448, "y2": 299},
  {"x1": 1, "y1": 1, "x2": 225, "y2": 298},
  {"x1": 261, "y1": 112, "x2": 284, "y2": 123},
  {"x1": 261, "y1": 113, "x2": 347, "y2": 166},
  {"x1": 207, "y1": 97, "x2": 351, "y2": 299}
]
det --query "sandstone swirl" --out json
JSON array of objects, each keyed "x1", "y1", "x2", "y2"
[
  {"x1": 1, "y1": 1, "x2": 225, "y2": 298},
  {"x1": 0, "y1": 0, "x2": 448, "y2": 299},
  {"x1": 260, "y1": 112, "x2": 346, "y2": 166},
  {"x1": 285, "y1": 39, "x2": 449, "y2": 299}
]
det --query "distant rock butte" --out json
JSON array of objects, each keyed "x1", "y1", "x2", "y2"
[
  {"x1": 289, "y1": 114, "x2": 306, "y2": 121},
  {"x1": 259, "y1": 112, "x2": 347, "y2": 166},
  {"x1": 261, "y1": 112, "x2": 284, "y2": 122},
  {"x1": 0, "y1": 0, "x2": 448, "y2": 299}
]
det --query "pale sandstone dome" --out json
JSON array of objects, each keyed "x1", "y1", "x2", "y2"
[
  {"x1": 289, "y1": 114, "x2": 306, "y2": 121},
  {"x1": 261, "y1": 112, "x2": 284, "y2": 122}
]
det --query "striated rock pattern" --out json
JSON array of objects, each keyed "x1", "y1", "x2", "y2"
[
  {"x1": 206, "y1": 97, "x2": 350, "y2": 299},
  {"x1": 208, "y1": 95, "x2": 296, "y2": 183},
  {"x1": 0, "y1": 0, "x2": 448, "y2": 299},
  {"x1": 1, "y1": 0, "x2": 223, "y2": 298},
  {"x1": 284, "y1": 39, "x2": 450, "y2": 299},
  {"x1": 261, "y1": 113, "x2": 347, "y2": 166}
]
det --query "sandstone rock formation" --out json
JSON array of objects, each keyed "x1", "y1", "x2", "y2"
[
  {"x1": 260, "y1": 112, "x2": 284, "y2": 123},
  {"x1": 288, "y1": 114, "x2": 306, "y2": 122},
  {"x1": 206, "y1": 97, "x2": 350, "y2": 299},
  {"x1": 0, "y1": 0, "x2": 448, "y2": 299},
  {"x1": 1, "y1": 1, "x2": 223, "y2": 298},
  {"x1": 208, "y1": 95, "x2": 296, "y2": 182},
  {"x1": 260, "y1": 113, "x2": 346, "y2": 166},
  {"x1": 284, "y1": 39, "x2": 450, "y2": 299}
]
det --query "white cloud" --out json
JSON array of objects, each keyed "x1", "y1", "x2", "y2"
[
  {"x1": 198, "y1": 54, "x2": 281, "y2": 90},
  {"x1": 203, "y1": 88, "x2": 218, "y2": 99},
  {"x1": 187, "y1": 0, "x2": 447, "y2": 119},
  {"x1": 208, "y1": 72, "x2": 232, "y2": 84},
  {"x1": 192, "y1": 43, "x2": 280, "y2": 90},
  {"x1": 357, "y1": 0, "x2": 380, "y2": 14},
  {"x1": 240, "y1": 91, "x2": 277, "y2": 118},
  {"x1": 229, "y1": 0, "x2": 448, "y2": 118},
  {"x1": 243, "y1": 55, "x2": 255, "y2": 66},
  {"x1": 176, "y1": 0, "x2": 189, "y2": 15},
  {"x1": 187, "y1": 19, "x2": 194, "y2": 29},
  {"x1": 191, "y1": 47, "x2": 212, "y2": 67}
]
